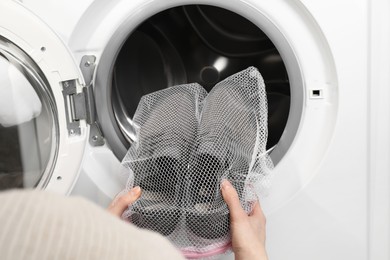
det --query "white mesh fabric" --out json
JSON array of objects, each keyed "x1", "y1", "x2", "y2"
[{"x1": 121, "y1": 67, "x2": 273, "y2": 258}]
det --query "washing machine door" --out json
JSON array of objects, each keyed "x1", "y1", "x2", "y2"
[{"x1": 0, "y1": 0, "x2": 90, "y2": 194}]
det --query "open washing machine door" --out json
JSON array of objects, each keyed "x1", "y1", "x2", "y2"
[{"x1": 0, "y1": 0, "x2": 94, "y2": 194}]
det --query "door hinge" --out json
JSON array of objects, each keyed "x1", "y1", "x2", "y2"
[
  {"x1": 61, "y1": 55, "x2": 104, "y2": 146},
  {"x1": 62, "y1": 80, "x2": 89, "y2": 136}
]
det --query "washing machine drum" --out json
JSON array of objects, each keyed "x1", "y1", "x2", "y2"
[
  {"x1": 112, "y1": 5, "x2": 290, "y2": 154},
  {"x1": 121, "y1": 67, "x2": 273, "y2": 257}
]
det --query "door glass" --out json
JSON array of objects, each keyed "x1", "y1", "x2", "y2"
[{"x1": 0, "y1": 37, "x2": 58, "y2": 190}]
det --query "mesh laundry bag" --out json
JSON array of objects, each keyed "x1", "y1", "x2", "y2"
[{"x1": 121, "y1": 67, "x2": 273, "y2": 259}]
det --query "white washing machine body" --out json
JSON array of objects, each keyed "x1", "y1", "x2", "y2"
[
  {"x1": 4, "y1": 0, "x2": 390, "y2": 259},
  {"x1": 0, "y1": 0, "x2": 91, "y2": 194}
]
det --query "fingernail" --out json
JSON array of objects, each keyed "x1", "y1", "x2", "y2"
[
  {"x1": 221, "y1": 180, "x2": 231, "y2": 190},
  {"x1": 131, "y1": 186, "x2": 141, "y2": 195}
]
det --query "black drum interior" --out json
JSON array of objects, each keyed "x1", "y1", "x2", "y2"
[{"x1": 111, "y1": 5, "x2": 290, "y2": 151}]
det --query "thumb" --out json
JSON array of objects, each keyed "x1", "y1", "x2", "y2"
[
  {"x1": 221, "y1": 180, "x2": 246, "y2": 220},
  {"x1": 107, "y1": 186, "x2": 142, "y2": 217}
]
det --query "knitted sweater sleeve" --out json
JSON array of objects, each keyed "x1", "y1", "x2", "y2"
[{"x1": 0, "y1": 189, "x2": 185, "y2": 260}]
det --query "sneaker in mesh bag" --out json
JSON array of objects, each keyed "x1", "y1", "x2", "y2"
[
  {"x1": 187, "y1": 67, "x2": 269, "y2": 245},
  {"x1": 122, "y1": 84, "x2": 207, "y2": 236}
]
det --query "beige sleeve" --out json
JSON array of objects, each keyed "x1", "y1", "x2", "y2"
[{"x1": 0, "y1": 189, "x2": 185, "y2": 260}]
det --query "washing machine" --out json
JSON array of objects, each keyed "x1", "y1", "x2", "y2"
[{"x1": 1, "y1": 0, "x2": 389, "y2": 259}]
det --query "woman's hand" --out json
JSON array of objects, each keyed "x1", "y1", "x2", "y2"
[
  {"x1": 107, "y1": 186, "x2": 142, "y2": 217},
  {"x1": 221, "y1": 180, "x2": 268, "y2": 260}
]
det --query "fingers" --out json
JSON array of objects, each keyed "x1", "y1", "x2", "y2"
[
  {"x1": 250, "y1": 201, "x2": 266, "y2": 225},
  {"x1": 221, "y1": 180, "x2": 246, "y2": 220},
  {"x1": 107, "y1": 186, "x2": 141, "y2": 217}
]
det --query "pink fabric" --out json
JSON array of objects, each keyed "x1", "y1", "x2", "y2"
[{"x1": 181, "y1": 242, "x2": 232, "y2": 259}]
